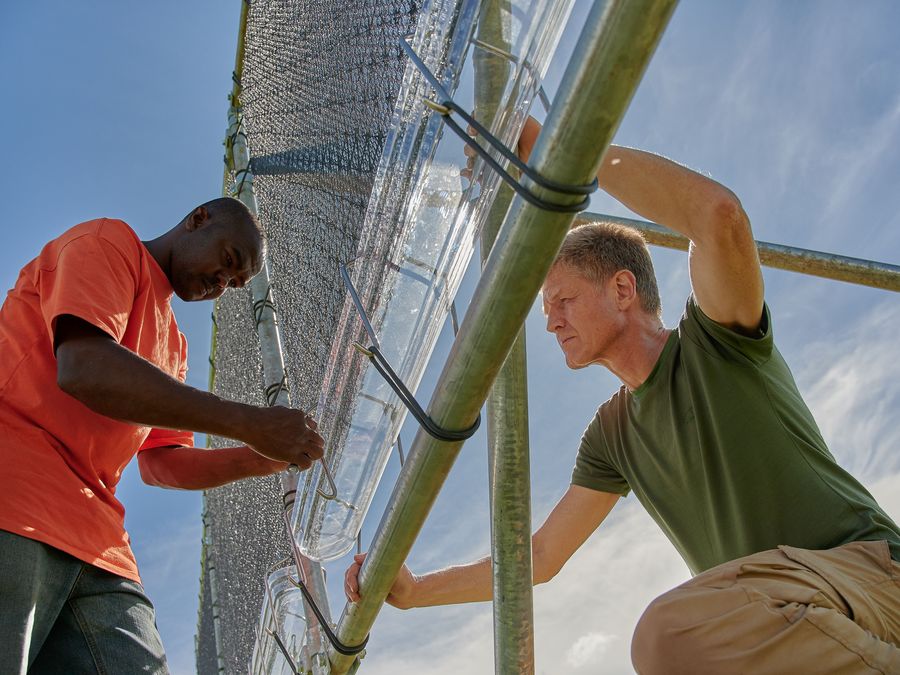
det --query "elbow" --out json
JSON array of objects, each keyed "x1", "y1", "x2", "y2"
[
  {"x1": 532, "y1": 540, "x2": 562, "y2": 585},
  {"x1": 708, "y1": 190, "x2": 752, "y2": 246}
]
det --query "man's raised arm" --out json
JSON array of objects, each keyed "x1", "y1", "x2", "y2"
[
  {"x1": 344, "y1": 485, "x2": 619, "y2": 608},
  {"x1": 519, "y1": 118, "x2": 764, "y2": 334}
]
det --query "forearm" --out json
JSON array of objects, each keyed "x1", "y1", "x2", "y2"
[
  {"x1": 598, "y1": 145, "x2": 743, "y2": 243},
  {"x1": 412, "y1": 556, "x2": 495, "y2": 607},
  {"x1": 411, "y1": 547, "x2": 551, "y2": 608},
  {"x1": 139, "y1": 445, "x2": 284, "y2": 490},
  {"x1": 59, "y1": 336, "x2": 254, "y2": 441}
]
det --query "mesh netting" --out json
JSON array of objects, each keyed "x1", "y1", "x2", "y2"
[{"x1": 196, "y1": 1, "x2": 422, "y2": 672}]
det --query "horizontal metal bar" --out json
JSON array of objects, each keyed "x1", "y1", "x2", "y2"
[
  {"x1": 328, "y1": 1, "x2": 677, "y2": 672},
  {"x1": 577, "y1": 213, "x2": 900, "y2": 293}
]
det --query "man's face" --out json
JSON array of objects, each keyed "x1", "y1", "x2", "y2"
[
  {"x1": 542, "y1": 264, "x2": 623, "y2": 369},
  {"x1": 170, "y1": 220, "x2": 261, "y2": 302}
]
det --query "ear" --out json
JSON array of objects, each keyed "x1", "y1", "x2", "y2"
[
  {"x1": 612, "y1": 270, "x2": 638, "y2": 310},
  {"x1": 184, "y1": 206, "x2": 210, "y2": 232}
]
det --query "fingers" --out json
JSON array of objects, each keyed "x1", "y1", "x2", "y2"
[{"x1": 344, "y1": 552, "x2": 368, "y2": 602}]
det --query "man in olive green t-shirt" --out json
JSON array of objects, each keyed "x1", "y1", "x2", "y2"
[{"x1": 345, "y1": 118, "x2": 900, "y2": 673}]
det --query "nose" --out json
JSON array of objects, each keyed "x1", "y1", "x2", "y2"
[
  {"x1": 546, "y1": 306, "x2": 564, "y2": 334},
  {"x1": 215, "y1": 272, "x2": 236, "y2": 290}
]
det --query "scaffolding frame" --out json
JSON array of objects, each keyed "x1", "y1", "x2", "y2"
[
  {"x1": 328, "y1": 0, "x2": 678, "y2": 672},
  {"x1": 577, "y1": 212, "x2": 900, "y2": 293},
  {"x1": 202, "y1": 0, "x2": 900, "y2": 672}
]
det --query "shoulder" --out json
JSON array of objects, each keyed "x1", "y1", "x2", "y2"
[
  {"x1": 678, "y1": 294, "x2": 774, "y2": 365},
  {"x1": 94, "y1": 219, "x2": 143, "y2": 259},
  {"x1": 43, "y1": 219, "x2": 141, "y2": 267},
  {"x1": 583, "y1": 387, "x2": 627, "y2": 446}
]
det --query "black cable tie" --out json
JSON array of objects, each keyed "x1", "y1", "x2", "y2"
[
  {"x1": 253, "y1": 286, "x2": 277, "y2": 327},
  {"x1": 400, "y1": 38, "x2": 597, "y2": 214},
  {"x1": 235, "y1": 167, "x2": 253, "y2": 195},
  {"x1": 357, "y1": 343, "x2": 480, "y2": 442},
  {"x1": 266, "y1": 376, "x2": 287, "y2": 407}
]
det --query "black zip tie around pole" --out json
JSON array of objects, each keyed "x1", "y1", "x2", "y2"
[
  {"x1": 253, "y1": 285, "x2": 277, "y2": 327},
  {"x1": 400, "y1": 38, "x2": 598, "y2": 213}
]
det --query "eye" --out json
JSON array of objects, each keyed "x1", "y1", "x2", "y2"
[{"x1": 224, "y1": 252, "x2": 234, "y2": 267}]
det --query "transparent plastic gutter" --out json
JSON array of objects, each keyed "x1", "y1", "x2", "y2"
[
  {"x1": 292, "y1": 0, "x2": 575, "y2": 562},
  {"x1": 249, "y1": 565, "x2": 310, "y2": 675}
]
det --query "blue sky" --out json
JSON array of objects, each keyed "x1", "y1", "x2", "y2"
[{"x1": 4, "y1": 2, "x2": 900, "y2": 674}]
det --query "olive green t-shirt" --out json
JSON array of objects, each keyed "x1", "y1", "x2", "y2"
[{"x1": 572, "y1": 296, "x2": 900, "y2": 574}]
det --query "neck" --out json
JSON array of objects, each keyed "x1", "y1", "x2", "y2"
[
  {"x1": 141, "y1": 229, "x2": 177, "y2": 282},
  {"x1": 601, "y1": 316, "x2": 671, "y2": 391}
]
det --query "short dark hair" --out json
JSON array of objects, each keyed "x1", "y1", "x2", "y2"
[{"x1": 554, "y1": 222, "x2": 661, "y2": 316}]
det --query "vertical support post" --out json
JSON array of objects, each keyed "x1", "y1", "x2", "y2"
[
  {"x1": 201, "y1": 508, "x2": 226, "y2": 674},
  {"x1": 218, "y1": 6, "x2": 332, "y2": 669},
  {"x1": 226, "y1": 102, "x2": 333, "y2": 674},
  {"x1": 474, "y1": 3, "x2": 534, "y2": 673}
]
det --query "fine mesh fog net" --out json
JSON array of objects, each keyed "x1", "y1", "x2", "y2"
[{"x1": 195, "y1": 1, "x2": 421, "y2": 671}]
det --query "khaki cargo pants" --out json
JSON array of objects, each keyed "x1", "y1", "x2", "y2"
[{"x1": 632, "y1": 541, "x2": 900, "y2": 674}]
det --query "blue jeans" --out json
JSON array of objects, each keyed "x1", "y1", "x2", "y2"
[{"x1": 0, "y1": 530, "x2": 169, "y2": 674}]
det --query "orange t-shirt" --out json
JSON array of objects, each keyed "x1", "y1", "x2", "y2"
[{"x1": 0, "y1": 218, "x2": 194, "y2": 583}]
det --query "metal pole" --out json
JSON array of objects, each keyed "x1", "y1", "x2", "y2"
[
  {"x1": 576, "y1": 212, "x2": 900, "y2": 293},
  {"x1": 329, "y1": 1, "x2": 677, "y2": 672},
  {"x1": 218, "y1": 4, "x2": 332, "y2": 672},
  {"x1": 474, "y1": 2, "x2": 534, "y2": 673},
  {"x1": 200, "y1": 509, "x2": 226, "y2": 674}
]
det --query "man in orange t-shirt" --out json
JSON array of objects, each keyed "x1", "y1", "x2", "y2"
[{"x1": 0, "y1": 197, "x2": 324, "y2": 673}]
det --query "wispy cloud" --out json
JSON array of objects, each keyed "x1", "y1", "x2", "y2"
[{"x1": 798, "y1": 300, "x2": 900, "y2": 479}]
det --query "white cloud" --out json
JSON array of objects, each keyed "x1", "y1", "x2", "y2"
[{"x1": 566, "y1": 632, "x2": 617, "y2": 669}]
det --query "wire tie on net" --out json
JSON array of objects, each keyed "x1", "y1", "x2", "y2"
[
  {"x1": 400, "y1": 38, "x2": 597, "y2": 214},
  {"x1": 265, "y1": 376, "x2": 287, "y2": 407},
  {"x1": 253, "y1": 285, "x2": 277, "y2": 327},
  {"x1": 340, "y1": 263, "x2": 480, "y2": 442}
]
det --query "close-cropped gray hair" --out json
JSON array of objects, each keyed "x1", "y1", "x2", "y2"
[{"x1": 554, "y1": 221, "x2": 662, "y2": 317}]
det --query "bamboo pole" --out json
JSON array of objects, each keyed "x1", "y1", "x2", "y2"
[
  {"x1": 576, "y1": 213, "x2": 900, "y2": 292},
  {"x1": 329, "y1": 1, "x2": 677, "y2": 672}
]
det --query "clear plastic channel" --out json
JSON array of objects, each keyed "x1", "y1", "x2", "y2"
[
  {"x1": 249, "y1": 565, "x2": 310, "y2": 675},
  {"x1": 292, "y1": 0, "x2": 575, "y2": 562}
]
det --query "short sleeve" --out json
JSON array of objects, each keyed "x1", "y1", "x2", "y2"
[
  {"x1": 139, "y1": 427, "x2": 195, "y2": 451},
  {"x1": 38, "y1": 232, "x2": 140, "y2": 344},
  {"x1": 679, "y1": 295, "x2": 773, "y2": 366},
  {"x1": 141, "y1": 330, "x2": 194, "y2": 451},
  {"x1": 571, "y1": 416, "x2": 631, "y2": 496}
]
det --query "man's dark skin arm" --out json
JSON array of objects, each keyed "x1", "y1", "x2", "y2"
[{"x1": 55, "y1": 314, "x2": 324, "y2": 489}]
